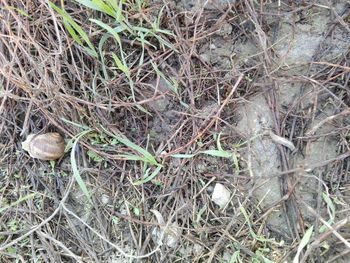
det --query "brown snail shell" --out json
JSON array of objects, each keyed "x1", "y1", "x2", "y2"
[{"x1": 22, "y1": 132, "x2": 65, "y2": 160}]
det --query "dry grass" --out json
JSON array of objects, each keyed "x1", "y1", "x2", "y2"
[{"x1": 1, "y1": 1, "x2": 349, "y2": 262}]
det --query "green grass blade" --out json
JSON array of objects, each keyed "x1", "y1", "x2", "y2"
[
  {"x1": 112, "y1": 52, "x2": 129, "y2": 74},
  {"x1": 75, "y1": 0, "x2": 115, "y2": 17},
  {"x1": 151, "y1": 62, "x2": 178, "y2": 95},
  {"x1": 171, "y1": 153, "x2": 197, "y2": 158},
  {"x1": 153, "y1": 34, "x2": 176, "y2": 50},
  {"x1": 115, "y1": 0, "x2": 127, "y2": 24},
  {"x1": 201, "y1": 150, "x2": 233, "y2": 158},
  {"x1": 70, "y1": 129, "x2": 93, "y2": 204},
  {"x1": 154, "y1": 28, "x2": 176, "y2": 37},
  {"x1": 232, "y1": 152, "x2": 240, "y2": 173},
  {"x1": 60, "y1": 118, "x2": 91, "y2": 130},
  {"x1": 323, "y1": 192, "x2": 335, "y2": 221},
  {"x1": 114, "y1": 136, "x2": 158, "y2": 165},
  {"x1": 63, "y1": 20, "x2": 84, "y2": 46},
  {"x1": 132, "y1": 26, "x2": 175, "y2": 50},
  {"x1": 104, "y1": 0, "x2": 119, "y2": 11},
  {"x1": 90, "y1": 18, "x2": 122, "y2": 45},
  {"x1": 89, "y1": 0, "x2": 114, "y2": 16},
  {"x1": 49, "y1": 2, "x2": 98, "y2": 57},
  {"x1": 90, "y1": 19, "x2": 133, "y2": 73},
  {"x1": 133, "y1": 165, "x2": 162, "y2": 185},
  {"x1": 135, "y1": 35, "x2": 157, "y2": 50},
  {"x1": 216, "y1": 133, "x2": 223, "y2": 151},
  {"x1": 154, "y1": 5, "x2": 164, "y2": 29},
  {"x1": 136, "y1": 33, "x2": 146, "y2": 77},
  {"x1": 75, "y1": 0, "x2": 104, "y2": 12},
  {"x1": 319, "y1": 192, "x2": 336, "y2": 233},
  {"x1": 240, "y1": 206, "x2": 258, "y2": 240},
  {"x1": 4, "y1": 6, "x2": 31, "y2": 18},
  {"x1": 98, "y1": 33, "x2": 111, "y2": 79},
  {"x1": 101, "y1": 126, "x2": 159, "y2": 166},
  {"x1": 293, "y1": 226, "x2": 314, "y2": 263},
  {"x1": 115, "y1": 154, "x2": 148, "y2": 162}
]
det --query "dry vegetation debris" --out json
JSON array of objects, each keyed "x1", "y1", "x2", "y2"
[{"x1": 0, "y1": 0, "x2": 349, "y2": 262}]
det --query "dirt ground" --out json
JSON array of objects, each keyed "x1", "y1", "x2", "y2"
[{"x1": 1, "y1": 0, "x2": 350, "y2": 262}]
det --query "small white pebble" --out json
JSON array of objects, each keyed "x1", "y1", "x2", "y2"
[
  {"x1": 101, "y1": 194, "x2": 110, "y2": 205},
  {"x1": 193, "y1": 244, "x2": 204, "y2": 255},
  {"x1": 151, "y1": 222, "x2": 181, "y2": 248},
  {"x1": 212, "y1": 183, "x2": 231, "y2": 208},
  {"x1": 206, "y1": 186, "x2": 214, "y2": 193},
  {"x1": 220, "y1": 22, "x2": 232, "y2": 36}
]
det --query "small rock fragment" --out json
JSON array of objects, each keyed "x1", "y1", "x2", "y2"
[
  {"x1": 193, "y1": 243, "x2": 204, "y2": 255},
  {"x1": 218, "y1": 22, "x2": 232, "y2": 36},
  {"x1": 212, "y1": 183, "x2": 231, "y2": 207},
  {"x1": 152, "y1": 222, "x2": 181, "y2": 248},
  {"x1": 151, "y1": 210, "x2": 181, "y2": 248},
  {"x1": 100, "y1": 194, "x2": 110, "y2": 205}
]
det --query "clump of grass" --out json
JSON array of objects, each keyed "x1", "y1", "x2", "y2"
[
  {"x1": 49, "y1": 1, "x2": 98, "y2": 57},
  {"x1": 50, "y1": 0, "x2": 176, "y2": 106}
]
